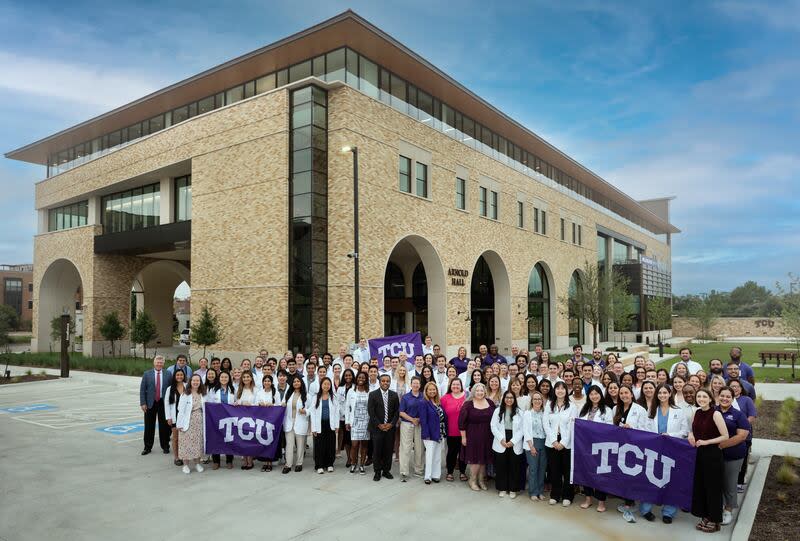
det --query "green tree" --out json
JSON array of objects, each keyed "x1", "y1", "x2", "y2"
[
  {"x1": 130, "y1": 310, "x2": 158, "y2": 359},
  {"x1": 690, "y1": 296, "x2": 721, "y2": 341},
  {"x1": 776, "y1": 274, "x2": 800, "y2": 379},
  {"x1": 49, "y1": 316, "x2": 75, "y2": 352},
  {"x1": 729, "y1": 280, "x2": 774, "y2": 316},
  {"x1": 191, "y1": 304, "x2": 222, "y2": 357},
  {"x1": 559, "y1": 261, "x2": 630, "y2": 349},
  {"x1": 611, "y1": 288, "x2": 635, "y2": 348},
  {"x1": 0, "y1": 304, "x2": 19, "y2": 332},
  {"x1": 99, "y1": 312, "x2": 125, "y2": 357},
  {"x1": 0, "y1": 307, "x2": 11, "y2": 351},
  {"x1": 648, "y1": 295, "x2": 673, "y2": 355}
]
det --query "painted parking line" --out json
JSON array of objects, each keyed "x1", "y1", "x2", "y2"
[
  {"x1": 0, "y1": 404, "x2": 57, "y2": 414},
  {"x1": 96, "y1": 422, "x2": 145, "y2": 435}
]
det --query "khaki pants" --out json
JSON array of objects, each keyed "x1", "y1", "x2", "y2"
[
  {"x1": 399, "y1": 422, "x2": 423, "y2": 476},
  {"x1": 285, "y1": 430, "x2": 307, "y2": 468}
]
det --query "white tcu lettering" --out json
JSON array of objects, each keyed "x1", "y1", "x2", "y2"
[
  {"x1": 377, "y1": 342, "x2": 416, "y2": 358},
  {"x1": 254, "y1": 419, "x2": 275, "y2": 446},
  {"x1": 591, "y1": 440, "x2": 677, "y2": 488},
  {"x1": 617, "y1": 443, "x2": 644, "y2": 476},
  {"x1": 237, "y1": 417, "x2": 255, "y2": 441},
  {"x1": 219, "y1": 417, "x2": 236, "y2": 442}
]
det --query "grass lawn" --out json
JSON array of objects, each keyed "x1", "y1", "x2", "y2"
[
  {"x1": 658, "y1": 342, "x2": 799, "y2": 383},
  {"x1": 0, "y1": 352, "x2": 182, "y2": 377}
]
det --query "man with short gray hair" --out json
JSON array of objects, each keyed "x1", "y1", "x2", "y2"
[{"x1": 139, "y1": 355, "x2": 172, "y2": 456}]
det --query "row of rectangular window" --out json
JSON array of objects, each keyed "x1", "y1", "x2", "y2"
[
  {"x1": 101, "y1": 183, "x2": 161, "y2": 234},
  {"x1": 47, "y1": 200, "x2": 88, "y2": 232},
  {"x1": 398, "y1": 155, "x2": 428, "y2": 198},
  {"x1": 44, "y1": 45, "x2": 658, "y2": 236}
]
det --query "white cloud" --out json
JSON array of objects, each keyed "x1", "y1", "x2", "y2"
[
  {"x1": 0, "y1": 51, "x2": 165, "y2": 110},
  {"x1": 715, "y1": 0, "x2": 800, "y2": 32}
]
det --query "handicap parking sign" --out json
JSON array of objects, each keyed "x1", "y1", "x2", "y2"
[
  {"x1": 0, "y1": 404, "x2": 57, "y2": 414},
  {"x1": 95, "y1": 423, "x2": 145, "y2": 435}
]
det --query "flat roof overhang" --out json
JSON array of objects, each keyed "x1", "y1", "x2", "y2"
[
  {"x1": 94, "y1": 221, "x2": 190, "y2": 257},
  {"x1": 6, "y1": 10, "x2": 679, "y2": 235}
]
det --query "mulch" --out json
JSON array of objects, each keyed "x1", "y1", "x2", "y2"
[
  {"x1": 0, "y1": 374, "x2": 59, "y2": 385},
  {"x1": 755, "y1": 401, "x2": 800, "y2": 443},
  {"x1": 749, "y1": 457, "x2": 800, "y2": 541}
]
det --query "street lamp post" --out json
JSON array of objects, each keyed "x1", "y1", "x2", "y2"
[{"x1": 341, "y1": 146, "x2": 360, "y2": 343}]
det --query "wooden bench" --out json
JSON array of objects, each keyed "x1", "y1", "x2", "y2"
[{"x1": 758, "y1": 351, "x2": 797, "y2": 368}]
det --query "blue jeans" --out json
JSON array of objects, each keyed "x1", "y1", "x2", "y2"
[
  {"x1": 639, "y1": 501, "x2": 677, "y2": 518},
  {"x1": 525, "y1": 438, "x2": 547, "y2": 496}
]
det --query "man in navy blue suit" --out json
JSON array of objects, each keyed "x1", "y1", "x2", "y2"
[{"x1": 139, "y1": 355, "x2": 172, "y2": 455}]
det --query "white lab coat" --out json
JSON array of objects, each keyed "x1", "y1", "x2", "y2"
[
  {"x1": 206, "y1": 388, "x2": 235, "y2": 405},
  {"x1": 283, "y1": 393, "x2": 309, "y2": 435},
  {"x1": 490, "y1": 407, "x2": 524, "y2": 454},
  {"x1": 309, "y1": 394, "x2": 340, "y2": 433},
  {"x1": 543, "y1": 403, "x2": 578, "y2": 449},
  {"x1": 577, "y1": 406, "x2": 615, "y2": 424},
  {"x1": 344, "y1": 389, "x2": 369, "y2": 425},
  {"x1": 175, "y1": 393, "x2": 207, "y2": 432},
  {"x1": 164, "y1": 386, "x2": 184, "y2": 424},
  {"x1": 615, "y1": 402, "x2": 649, "y2": 431},
  {"x1": 646, "y1": 405, "x2": 689, "y2": 438}
]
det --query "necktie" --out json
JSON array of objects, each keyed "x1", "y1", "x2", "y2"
[
  {"x1": 155, "y1": 370, "x2": 161, "y2": 401},
  {"x1": 383, "y1": 391, "x2": 389, "y2": 423}
]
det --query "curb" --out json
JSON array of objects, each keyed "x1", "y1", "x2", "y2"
[{"x1": 731, "y1": 455, "x2": 771, "y2": 541}]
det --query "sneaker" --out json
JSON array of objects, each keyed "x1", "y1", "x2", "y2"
[
  {"x1": 663, "y1": 516, "x2": 673, "y2": 524},
  {"x1": 327, "y1": 466, "x2": 334, "y2": 473},
  {"x1": 549, "y1": 499, "x2": 557, "y2": 505},
  {"x1": 350, "y1": 465, "x2": 357, "y2": 474},
  {"x1": 737, "y1": 484, "x2": 745, "y2": 493},
  {"x1": 182, "y1": 465, "x2": 190, "y2": 474},
  {"x1": 359, "y1": 466, "x2": 366, "y2": 475},
  {"x1": 401, "y1": 475, "x2": 407, "y2": 482},
  {"x1": 195, "y1": 463, "x2": 204, "y2": 473},
  {"x1": 317, "y1": 468, "x2": 324, "y2": 474},
  {"x1": 643, "y1": 512, "x2": 655, "y2": 522},
  {"x1": 722, "y1": 510, "x2": 732, "y2": 525},
  {"x1": 623, "y1": 510, "x2": 636, "y2": 523},
  {"x1": 498, "y1": 491, "x2": 507, "y2": 498},
  {"x1": 509, "y1": 492, "x2": 517, "y2": 499},
  {"x1": 530, "y1": 495, "x2": 538, "y2": 502},
  {"x1": 562, "y1": 499, "x2": 571, "y2": 507},
  {"x1": 617, "y1": 504, "x2": 628, "y2": 514}
]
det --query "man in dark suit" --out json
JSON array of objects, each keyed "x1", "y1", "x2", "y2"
[
  {"x1": 367, "y1": 374, "x2": 400, "y2": 481},
  {"x1": 139, "y1": 355, "x2": 172, "y2": 455}
]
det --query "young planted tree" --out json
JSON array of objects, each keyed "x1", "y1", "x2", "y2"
[
  {"x1": 690, "y1": 296, "x2": 721, "y2": 341},
  {"x1": 611, "y1": 289, "x2": 636, "y2": 349},
  {"x1": 776, "y1": 273, "x2": 800, "y2": 380},
  {"x1": 648, "y1": 295, "x2": 673, "y2": 356},
  {"x1": 130, "y1": 310, "x2": 158, "y2": 359},
  {"x1": 559, "y1": 261, "x2": 630, "y2": 349},
  {"x1": 99, "y1": 312, "x2": 125, "y2": 357},
  {"x1": 191, "y1": 304, "x2": 222, "y2": 358}
]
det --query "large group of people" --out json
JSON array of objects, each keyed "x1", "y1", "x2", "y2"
[{"x1": 140, "y1": 341, "x2": 757, "y2": 533}]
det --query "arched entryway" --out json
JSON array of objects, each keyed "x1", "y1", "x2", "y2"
[
  {"x1": 131, "y1": 260, "x2": 190, "y2": 352},
  {"x1": 568, "y1": 270, "x2": 585, "y2": 346},
  {"x1": 527, "y1": 262, "x2": 553, "y2": 350},
  {"x1": 383, "y1": 236, "x2": 446, "y2": 345},
  {"x1": 36, "y1": 259, "x2": 83, "y2": 352},
  {"x1": 470, "y1": 251, "x2": 511, "y2": 354}
]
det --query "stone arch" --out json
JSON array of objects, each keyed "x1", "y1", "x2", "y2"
[
  {"x1": 469, "y1": 250, "x2": 511, "y2": 354},
  {"x1": 36, "y1": 258, "x2": 84, "y2": 352},
  {"x1": 132, "y1": 260, "x2": 190, "y2": 350}
]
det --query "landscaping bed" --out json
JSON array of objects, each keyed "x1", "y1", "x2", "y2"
[
  {"x1": 0, "y1": 373, "x2": 59, "y2": 385},
  {"x1": 754, "y1": 399, "x2": 800, "y2": 443},
  {"x1": 749, "y1": 456, "x2": 800, "y2": 541},
  {"x1": 0, "y1": 352, "x2": 169, "y2": 376}
]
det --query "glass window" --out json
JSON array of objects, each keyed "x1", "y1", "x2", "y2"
[
  {"x1": 345, "y1": 48, "x2": 359, "y2": 86},
  {"x1": 533, "y1": 207, "x2": 540, "y2": 232},
  {"x1": 289, "y1": 60, "x2": 312, "y2": 83},
  {"x1": 572, "y1": 222, "x2": 577, "y2": 244},
  {"x1": 101, "y1": 183, "x2": 160, "y2": 233},
  {"x1": 399, "y1": 156, "x2": 411, "y2": 193},
  {"x1": 276, "y1": 69, "x2": 288, "y2": 87},
  {"x1": 225, "y1": 85, "x2": 244, "y2": 104},
  {"x1": 312, "y1": 55, "x2": 325, "y2": 77},
  {"x1": 613, "y1": 239, "x2": 629, "y2": 263},
  {"x1": 528, "y1": 263, "x2": 550, "y2": 349},
  {"x1": 490, "y1": 190, "x2": 498, "y2": 220},
  {"x1": 326, "y1": 48, "x2": 345, "y2": 82},
  {"x1": 359, "y1": 55, "x2": 379, "y2": 98},
  {"x1": 175, "y1": 176, "x2": 192, "y2": 221},
  {"x1": 173, "y1": 106, "x2": 189, "y2": 124},
  {"x1": 560, "y1": 218, "x2": 566, "y2": 240},
  {"x1": 541, "y1": 210, "x2": 547, "y2": 235},
  {"x1": 198, "y1": 96, "x2": 215, "y2": 115},
  {"x1": 47, "y1": 201, "x2": 88, "y2": 232},
  {"x1": 3, "y1": 278, "x2": 23, "y2": 317},
  {"x1": 517, "y1": 201, "x2": 524, "y2": 227},
  {"x1": 479, "y1": 187, "x2": 487, "y2": 216},
  {"x1": 456, "y1": 177, "x2": 466, "y2": 210},
  {"x1": 578, "y1": 225, "x2": 582, "y2": 245},
  {"x1": 415, "y1": 162, "x2": 428, "y2": 198},
  {"x1": 256, "y1": 73, "x2": 276, "y2": 93},
  {"x1": 390, "y1": 73, "x2": 407, "y2": 111},
  {"x1": 244, "y1": 80, "x2": 256, "y2": 98}
]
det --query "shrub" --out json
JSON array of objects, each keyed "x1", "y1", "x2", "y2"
[
  {"x1": 784, "y1": 455, "x2": 797, "y2": 468},
  {"x1": 776, "y1": 417, "x2": 792, "y2": 438},
  {"x1": 783, "y1": 397, "x2": 798, "y2": 413},
  {"x1": 754, "y1": 394, "x2": 764, "y2": 411},
  {"x1": 776, "y1": 491, "x2": 788, "y2": 503},
  {"x1": 776, "y1": 464, "x2": 799, "y2": 485},
  {"x1": 25, "y1": 369, "x2": 32, "y2": 376}
]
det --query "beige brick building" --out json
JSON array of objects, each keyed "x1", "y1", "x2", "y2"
[{"x1": 6, "y1": 11, "x2": 678, "y2": 360}]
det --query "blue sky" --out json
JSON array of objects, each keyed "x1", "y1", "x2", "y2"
[{"x1": 1, "y1": 0, "x2": 798, "y2": 295}]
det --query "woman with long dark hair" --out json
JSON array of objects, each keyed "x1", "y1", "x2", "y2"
[
  {"x1": 613, "y1": 384, "x2": 649, "y2": 522},
  {"x1": 282, "y1": 375, "x2": 309, "y2": 474},
  {"x1": 255, "y1": 374, "x2": 277, "y2": 472},
  {"x1": 165, "y1": 368, "x2": 187, "y2": 466},
  {"x1": 310, "y1": 377, "x2": 339, "y2": 474},
  {"x1": 537, "y1": 379, "x2": 552, "y2": 401},
  {"x1": 345, "y1": 371, "x2": 371, "y2": 474},
  {"x1": 441, "y1": 377, "x2": 468, "y2": 482},
  {"x1": 235, "y1": 370, "x2": 258, "y2": 470},
  {"x1": 689, "y1": 388, "x2": 729, "y2": 533},
  {"x1": 543, "y1": 381, "x2": 576, "y2": 507},
  {"x1": 337, "y1": 369, "x2": 355, "y2": 466},
  {"x1": 577, "y1": 385, "x2": 613, "y2": 511},
  {"x1": 717, "y1": 387, "x2": 750, "y2": 526},
  {"x1": 491, "y1": 390, "x2": 524, "y2": 498}
]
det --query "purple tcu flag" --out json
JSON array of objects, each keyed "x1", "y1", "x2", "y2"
[
  {"x1": 204, "y1": 403, "x2": 285, "y2": 457},
  {"x1": 368, "y1": 332, "x2": 423, "y2": 361},
  {"x1": 571, "y1": 419, "x2": 697, "y2": 508}
]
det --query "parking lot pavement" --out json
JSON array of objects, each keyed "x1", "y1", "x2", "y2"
[{"x1": 1, "y1": 367, "x2": 718, "y2": 541}]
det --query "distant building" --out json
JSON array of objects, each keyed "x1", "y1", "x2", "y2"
[
  {"x1": 1, "y1": 264, "x2": 33, "y2": 328},
  {"x1": 174, "y1": 298, "x2": 190, "y2": 331}
]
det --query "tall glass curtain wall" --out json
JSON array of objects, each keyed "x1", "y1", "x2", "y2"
[
  {"x1": 102, "y1": 183, "x2": 160, "y2": 234},
  {"x1": 289, "y1": 85, "x2": 328, "y2": 354},
  {"x1": 46, "y1": 47, "x2": 660, "y2": 239}
]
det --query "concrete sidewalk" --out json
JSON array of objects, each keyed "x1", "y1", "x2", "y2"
[{"x1": 1, "y1": 366, "x2": 742, "y2": 541}]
